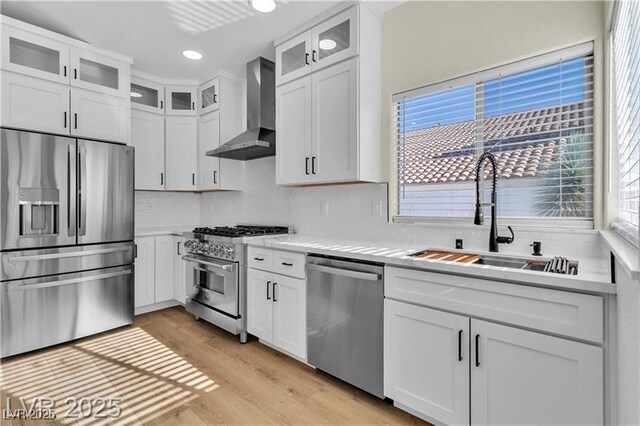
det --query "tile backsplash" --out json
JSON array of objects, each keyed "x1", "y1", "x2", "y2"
[{"x1": 141, "y1": 157, "x2": 603, "y2": 259}]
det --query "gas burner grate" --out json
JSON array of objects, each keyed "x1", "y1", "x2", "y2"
[{"x1": 192, "y1": 225, "x2": 291, "y2": 238}]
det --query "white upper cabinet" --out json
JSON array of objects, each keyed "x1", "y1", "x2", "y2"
[
  {"x1": 276, "y1": 75, "x2": 313, "y2": 185},
  {"x1": 70, "y1": 87, "x2": 129, "y2": 143},
  {"x1": 310, "y1": 7, "x2": 358, "y2": 72},
  {"x1": 198, "y1": 110, "x2": 221, "y2": 190},
  {"x1": 274, "y1": 4, "x2": 381, "y2": 186},
  {"x1": 131, "y1": 109, "x2": 165, "y2": 190},
  {"x1": 131, "y1": 75, "x2": 165, "y2": 114},
  {"x1": 165, "y1": 116, "x2": 198, "y2": 190},
  {"x1": 70, "y1": 47, "x2": 129, "y2": 98},
  {"x1": 1, "y1": 70, "x2": 70, "y2": 135},
  {"x1": 165, "y1": 85, "x2": 197, "y2": 116},
  {"x1": 198, "y1": 77, "x2": 219, "y2": 114},
  {"x1": 311, "y1": 57, "x2": 358, "y2": 183},
  {"x1": 1, "y1": 25, "x2": 70, "y2": 85},
  {"x1": 276, "y1": 32, "x2": 313, "y2": 86}
]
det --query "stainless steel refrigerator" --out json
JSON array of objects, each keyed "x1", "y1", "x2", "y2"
[{"x1": 0, "y1": 128, "x2": 135, "y2": 358}]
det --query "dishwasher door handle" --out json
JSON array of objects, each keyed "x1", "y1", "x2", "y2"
[{"x1": 307, "y1": 263, "x2": 381, "y2": 281}]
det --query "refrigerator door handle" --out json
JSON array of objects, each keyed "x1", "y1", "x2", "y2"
[
  {"x1": 78, "y1": 145, "x2": 87, "y2": 236},
  {"x1": 8, "y1": 269, "x2": 132, "y2": 292},
  {"x1": 67, "y1": 144, "x2": 76, "y2": 237}
]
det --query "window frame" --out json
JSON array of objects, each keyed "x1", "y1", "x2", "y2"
[
  {"x1": 610, "y1": 0, "x2": 640, "y2": 247},
  {"x1": 391, "y1": 42, "x2": 597, "y2": 229}
]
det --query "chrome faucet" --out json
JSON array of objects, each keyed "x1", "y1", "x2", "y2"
[{"x1": 474, "y1": 152, "x2": 515, "y2": 252}]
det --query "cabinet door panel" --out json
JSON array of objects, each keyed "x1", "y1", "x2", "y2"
[
  {"x1": 131, "y1": 110, "x2": 164, "y2": 190},
  {"x1": 70, "y1": 47, "x2": 128, "y2": 98},
  {"x1": 165, "y1": 85, "x2": 196, "y2": 116},
  {"x1": 199, "y1": 77, "x2": 219, "y2": 114},
  {"x1": 70, "y1": 88, "x2": 128, "y2": 143},
  {"x1": 198, "y1": 110, "x2": 220, "y2": 190},
  {"x1": 276, "y1": 76, "x2": 312, "y2": 185},
  {"x1": 272, "y1": 274, "x2": 306, "y2": 359},
  {"x1": 1, "y1": 71, "x2": 70, "y2": 135},
  {"x1": 471, "y1": 319, "x2": 603, "y2": 425},
  {"x1": 155, "y1": 236, "x2": 175, "y2": 303},
  {"x1": 311, "y1": 58, "x2": 357, "y2": 183},
  {"x1": 131, "y1": 76, "x2": 164, "y2": 114},
  {"x1": 165, "y1": 116, "x2": 198, "y2": 190},
  {"x1": 247, "y1": 269, "x2": 273, "y2": 342},
  {"x1": 275, "y1": 31, "x2": 312, "y2": 86},
  {"x1": 1, "y1": 25, "x2": 70, "y2": 84},
  {"x1": 134, "y1": 237, "x2": 155, "y2": 308},
  {"x1": 384, "y1": 300, "x2": 470, "y2": 426},
  {"x1": 311, "y1": 7, "x2": 358, "y2": 71},
  {"x1": 173, "y1": 237, "x2": 186, "y2": 304}
]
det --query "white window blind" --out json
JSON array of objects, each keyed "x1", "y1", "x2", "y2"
[
  {"x1": 612, "y1": 0, "x2": 640, "y2": 245},
  {"x1": 394, "y1": 44, "x2": 594, "y2": 225}
]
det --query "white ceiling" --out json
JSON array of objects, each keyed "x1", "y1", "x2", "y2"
[{"x1": 0, "y1": 0, "x2": 401, "y2": 81}]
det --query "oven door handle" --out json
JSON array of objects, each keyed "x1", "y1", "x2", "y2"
[{"x1": 182, "y1": 255, "x2": 234, "y2": 272}]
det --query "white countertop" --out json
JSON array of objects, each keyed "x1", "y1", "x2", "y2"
[
  {"x1": 135, "y1": 226, "x2": 195, "y2": 237},
  {"x1": 247, "y1": 235, "x2": 615, "y2": 294}
]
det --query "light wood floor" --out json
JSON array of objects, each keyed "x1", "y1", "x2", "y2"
[{"x1": 1, "y1": 307, "x2": 427, "y2": 425}]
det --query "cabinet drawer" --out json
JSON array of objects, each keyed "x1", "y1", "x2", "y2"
[
  {"x1": 385, "y1": 266, "x2": 603, "y2": 343},
  {"x1": 248, "y1": 247, "x2": 273, "y2": 271},
  {"x1": 273, "y1": 250, "x2": 306, "y2": 279}
]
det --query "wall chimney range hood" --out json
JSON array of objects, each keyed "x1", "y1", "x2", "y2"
[{"x1": 207, "y1": 57, "x2": 275, "y2": 161}]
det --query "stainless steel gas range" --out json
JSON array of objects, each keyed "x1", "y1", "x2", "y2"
[{"x1": 181, "y1": 225, "x2": 292, "y2": 342}]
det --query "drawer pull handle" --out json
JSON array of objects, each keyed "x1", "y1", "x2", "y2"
[
  {"x1": 254, "y1": 257, "x2": 264, "y2": 261},
  {"x1": 282, "y1": 262, "x2": 293, "y2": 266}
]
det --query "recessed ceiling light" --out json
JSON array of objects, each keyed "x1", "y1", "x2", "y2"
[
  {"x1": 250, "y1": 0, "x2": 276, "y2": 13},
  {"x1": 319, "y1": 39, "x2": 337, "y2": 50},
  {"x1": 182, "y1": 50, "x2": 203, "y2": 60},
  {"x1": 130, "y1": 92, "x2": 143, "y2": 98}
]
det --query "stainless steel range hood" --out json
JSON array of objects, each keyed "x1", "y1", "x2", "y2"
[{"x1": 207, "y1": 57, "x2": 275, "y2": 161}]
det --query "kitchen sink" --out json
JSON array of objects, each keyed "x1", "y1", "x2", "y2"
[{"x1": 410, "y1": 249, "x2": 577, "y2": 274}]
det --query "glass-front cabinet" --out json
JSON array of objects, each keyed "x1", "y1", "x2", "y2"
[
  {"x1": 310, "y1": 7, "x2": 357, "y2": 71},
  {"x1": 130, "y1": 76, "x2": 165, "y2": 114},
  {"x1": 1, "y1": 26, "x2": 70, "y2": 85},
  {"x1": 165, "y1": 85, "x2": 197, "y2": 116},
  {"x1": 199, "y1": 77, "x2": 219, "y2": 115},
  {"x1": 275, "y1": 32, "x2": 312, "y2": 86},
  {"x1": 70, "y1": 47, "x2": 128, "y2": 98}
]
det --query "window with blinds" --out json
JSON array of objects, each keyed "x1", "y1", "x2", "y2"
[
  {"x1": 612, "y1": 0, "x2": 640, "y2": 245},
  {"x1": 394, "y1": 44, "x2": 594, "y2": 225}
]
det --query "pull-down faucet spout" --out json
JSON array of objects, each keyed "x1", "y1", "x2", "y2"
[{"x1": 474, "y1": 152, "x2": 515, "y2": 252}]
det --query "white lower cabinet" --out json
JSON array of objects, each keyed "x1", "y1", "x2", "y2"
[
  {"x1": 247, "y1": 268, "x2": 274, "y2": 342},
  {"x1": 471, "y1": 319, "x2": 603, "y2": 425},
  {"x1": 155, "y1": 235, "x2": 176, "y2": 303},
  {"x1": 385, "y1": 300, "x2": 470, "y2": 425},
  {"x1": 1, "y1": 70, "x2": 70, "y2": 135},
  {"x1": 134, "y1": 235, "x2": 185, "y2": 310},
  {"x1": 247, "y1": 247, "x2": 306, "y2": 360},
  {"x1": 385, "y1": 297, "x2": 604, "y2": 425},
  {"x1": 173, "y1": 236, "x2": 186, "y2": 304},
  {"x1": 133, "y1": 237, "x2": 155, "y2": 308}
]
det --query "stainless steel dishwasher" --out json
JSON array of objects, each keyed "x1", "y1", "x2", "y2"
[{"x1": 307, "y1": 255, "x2": 384, "y2": 398}]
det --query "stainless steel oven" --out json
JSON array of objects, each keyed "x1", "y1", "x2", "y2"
[{"x1": 182, "y1": 254, "x2": 239, "y2": 318}]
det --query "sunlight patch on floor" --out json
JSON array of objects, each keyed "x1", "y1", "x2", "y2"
[{"x1": 0, "y1": 327, "x2": 217, "y2": 424}]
